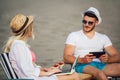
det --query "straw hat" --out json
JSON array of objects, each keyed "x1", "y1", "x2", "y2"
[{"x1": 10, "y1": 14, "x2": 33, "y2": 35}]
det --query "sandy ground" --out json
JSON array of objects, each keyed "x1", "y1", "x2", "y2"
[{"x1": 0, "y1": 0, "x2": 120, "y2": 68}]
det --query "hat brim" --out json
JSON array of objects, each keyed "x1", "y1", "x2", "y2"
[{"x1": 26, "y1": 15, "x2": 33, "y2": 28}]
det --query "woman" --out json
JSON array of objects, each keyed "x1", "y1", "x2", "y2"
[{"x1": 4, "y1": 14, "x2": 81, "y2": 80}]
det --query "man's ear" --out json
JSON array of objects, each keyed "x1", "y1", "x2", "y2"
[{"x1": 95, "y1": 20, "x2": 99, "y2": 25}]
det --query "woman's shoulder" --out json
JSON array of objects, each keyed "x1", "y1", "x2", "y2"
[
  {"x1": 11, "y1": 40, "x2": 26, "y2": 47},
  {"x1": 13, "y1": 40, "x2": 25, "y2": 44},
  {"x1": 9, "y1": 40, "x2": 27, "y2": 53}
]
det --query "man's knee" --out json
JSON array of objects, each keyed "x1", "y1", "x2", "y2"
[{"x1": 103, "y1": 63, "x2": 120, "y2": 76}]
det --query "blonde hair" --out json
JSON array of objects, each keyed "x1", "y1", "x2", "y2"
[{"x1": 4, "y1": 14, "x2": 34, "y2": 53}]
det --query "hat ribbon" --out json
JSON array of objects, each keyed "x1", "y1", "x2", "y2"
[{"x1": 13, "y1": 17, "x2": 29, "y2": 33}]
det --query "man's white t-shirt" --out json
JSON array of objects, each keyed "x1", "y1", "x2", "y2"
[{"x1": 65, "y1": 30, "x2": 112, "y2": 61}]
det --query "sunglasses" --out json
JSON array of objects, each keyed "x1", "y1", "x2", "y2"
[{"x1": 82, "y1": 20, "x2": 94, "y2": 26}]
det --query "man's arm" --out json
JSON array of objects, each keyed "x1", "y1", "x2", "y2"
[
  {"x1": 105, "y1": 45, "x2": 120, "y2": 63},
  {"x1": 64, "y1": 44, "x2": 94, "y2": 64},
  {"x1": 63, "y1": 44, "x2": 76, "y2": 64}
]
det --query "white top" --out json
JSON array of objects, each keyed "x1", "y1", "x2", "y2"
[
  {"x1": 65, "y1": 30, "x2": 112, "y2": 61},
  {"x1": 9, "y1": 40, "x2": 57, "y2": 80}
]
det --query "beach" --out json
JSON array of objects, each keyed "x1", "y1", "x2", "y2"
[{"x1": 0, "y1": 0, "x2": 120, "y2": 79}]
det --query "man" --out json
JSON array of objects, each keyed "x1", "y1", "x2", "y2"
[{"x1": 64, "y1": 7, "x2": 120, "y2": 80}]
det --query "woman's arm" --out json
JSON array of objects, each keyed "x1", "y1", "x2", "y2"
[
  {"x1": 11, "y1": 42, "x2": 40, "y2": 77},
  {"x1": 39, "y1": 67, "x2": 61, "y2": 76}
]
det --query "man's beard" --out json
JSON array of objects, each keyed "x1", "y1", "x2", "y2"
[{"x1": 83, "y1": 24, "x2": 95, "y2": 33}]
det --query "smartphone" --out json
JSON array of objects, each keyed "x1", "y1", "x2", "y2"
[{"x1": 89, "y1": 51, "x2": 106, "y2": 58}]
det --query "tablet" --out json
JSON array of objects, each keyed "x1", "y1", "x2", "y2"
[{"x1": 89, "y1": 51, "x2": 106, "y2": 58}]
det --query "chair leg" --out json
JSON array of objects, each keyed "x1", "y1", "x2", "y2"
[
  {"x1": 115, "y1": 77, "x2": 117, "y2": 80},
  {"x1": 108, "y1": 78, "x2": 112, "y2": 80}
]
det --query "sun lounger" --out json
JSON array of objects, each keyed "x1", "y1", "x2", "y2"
[{"x1": 0, "y1": 53, "x2": 18, "y2": 79}]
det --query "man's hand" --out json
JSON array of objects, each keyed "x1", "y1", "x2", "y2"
[
  {"x1": 99, "y1": 54, "x2": 109, "y2": 63},
  {"x1": 81, "y1": 54, "x2": 94, "y2": 63}
]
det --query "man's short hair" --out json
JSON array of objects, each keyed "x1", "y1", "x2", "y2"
[{"x1": 84, "y1": 12, "x2": 98, "y2": 21}]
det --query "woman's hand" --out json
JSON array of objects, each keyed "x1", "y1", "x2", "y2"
[
  {"x1": 47, "y1": 67, "x2": 61, "y2": 75},
  {"x1": 40, "y1": 67, "x2": 61, "y2": 76}
]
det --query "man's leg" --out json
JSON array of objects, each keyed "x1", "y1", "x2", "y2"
[
  {"x1": 83, "y1": 66, "x2": 107, "y2": 80},
  {"x1": 102, "y1": 63, "x2": 120, "y2": 76}
]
